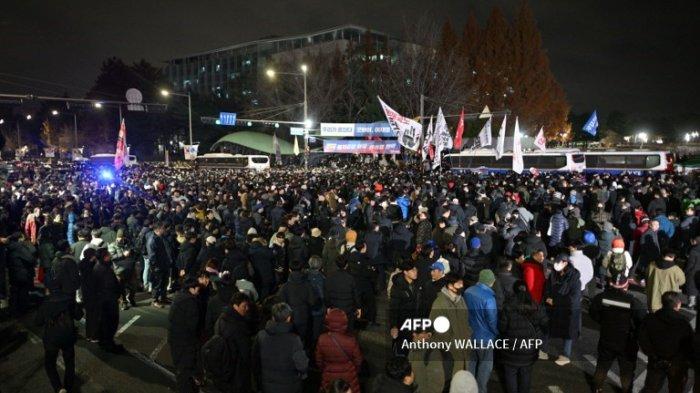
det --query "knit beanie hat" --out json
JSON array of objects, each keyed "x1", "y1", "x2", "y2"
[
  {"x1": 611, "y1": 237, "x2": 625, "y2": 250},
  {"x1": 345, "y1": 229, "x2": 357, "y2": 244}
]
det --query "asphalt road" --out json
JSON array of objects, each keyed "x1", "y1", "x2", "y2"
[{"x1": 1, "y1": 287, "x2": 696, "y2": 393}]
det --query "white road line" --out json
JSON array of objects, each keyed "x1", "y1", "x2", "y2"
[
  {"x1": 28, "y1": 331, "x2": 41, "y2": 344},
  {"x1": 633, "y1": 369, "x2": 647, "y2": 392},
  {"x1": 129, "y1": 349, "x2": 175, "y2": 382},
  {"x1": 584, "y1": 354, "x2": 621, "y2": 387},
  {"x1": 149, "y1": 337, "x2": 168, "y2": 360},
  {"x1": 637, "y1": 351, "x2": 648, "y2": 363},
  {"x1": 547, "y1": 386, "x2": 564, "y2": 393},
  {"x1": 115, "y1": 315, "x2": 141, "y2": 337}
]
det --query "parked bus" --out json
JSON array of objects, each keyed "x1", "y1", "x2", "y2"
[
  {"x1": 582, "y1": 151, "x2": 671, "y2": 174},
  {"x1": 89, "y1": 153, "x2": 138, "y2": 168},
  {"x1": 194, "y1": 153, "x2": 270, "y2": 170},
  {"x1": 446, "y1": 149, "x2": 585, "y2": 173}
]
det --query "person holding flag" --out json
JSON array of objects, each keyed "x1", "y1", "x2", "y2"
[{"x1": 534, "y1": 127, "x2": 547, "y2": 151}]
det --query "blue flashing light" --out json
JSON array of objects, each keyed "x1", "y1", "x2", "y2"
[{"x1": 99, "y1": 168, "x2": 115, "y2": 182}]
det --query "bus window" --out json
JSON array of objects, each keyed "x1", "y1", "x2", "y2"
[
  {"x1": 645, "y1": 155, "x2": 661, "y2": 168},
  {"x1": 251, "y1": 157, "x2": 269, "y2": 164},
  {"x1": 572, "y1": 154, "x2": 585, "y2": 164}
]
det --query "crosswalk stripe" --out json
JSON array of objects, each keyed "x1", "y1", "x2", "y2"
[
  {"x1": 547, "y1": 386, "x2": 564, "y2": 393},
  {"x1": 115, "y1": 315, "x2": 141, "y2": 337},
  {"x1": 583, "y1": 354, "x2": 621, "y2": 387}
]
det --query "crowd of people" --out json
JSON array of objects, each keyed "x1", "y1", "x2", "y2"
[{"x1": 1, "y1": 158, "x2": 699, "y2": 393}]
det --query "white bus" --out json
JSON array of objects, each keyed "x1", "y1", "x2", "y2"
[
  {"x1": 89, "y1": 153, "x2": 138, "y2": 167},
  {"x1": 194, "y1": 153, "x2": 270, "y2": 170},
  {"x1": 582, "y1": 151, "x2": 671, "y2": 174},
  {"x1": 446, "y1": 149, "x2": 585, "y2": 173}
]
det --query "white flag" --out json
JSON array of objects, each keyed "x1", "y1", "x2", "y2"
[
  {"x1": 494, "y1": 115, "x2": 507, "y2": 160},
  {"x1": 434, "y1": 107, "x2": 452, "y2": 151},
  {"x1": 477, "y1": 117, "x2": 493, "y2": 148},
  {"x1": 479, "y1": 105, "x2": 492, "y2": 119},
  {"x1": 422, "y1": 116, "x2": 433, "y2": 161},
  {"x1": 378, "y1": 96, "x2": 422, "y2": 151},
  {"x1": 534, "y1": 127, "x2": 547, "y2": 151},
  {"x1": 293, "y1": 136, "x2": 300, "y2": 156},
  {"x1": 512, "y1": 117, "x2": 524, "y2": 174},
  {"x1": 432, "y1": 143, "x2": 442, "y2": 170}
]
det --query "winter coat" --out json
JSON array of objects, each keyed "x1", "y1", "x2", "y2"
[
  {"x1": 638, "y1": 229, "x2": 662, "y2": 268},
  {"x1": 216, "y1": 306, "x2": 253, "y2": 393},
  {"x1": 253, "y1": 320, "x2": 309, "y2": 393},
  {"x1": 176, "y1": 241, "x2": 199, "y2": 276},
  {"x1": 569, "y1": 250, "x2": 594, "y2": 291},
  {"x1": 307, "y1": 270, "x2": 325, "y2": 316},
  {"x1": 287, "y1": 234, "x2": 309, "y2": 264},
  {"x1": 364, "y1": 231, "x2": 385, "y2": 265},
  {"x1": 415, "y1": 220, "x2": 433, "y2": 247},
  {"x1": 278, "y1": 271, "x2": 318, "y2": 341},
  {"x1": 371, "y1": 375, "x2": 416, "y2": 393},
  {"x1": 409, "y1": 338, "x2": 447, "y2": 393},
  {"x1": 684, "y1": 244, "x2": 700, "y2": 297},
  {"x1": 464, "y1": 283, "x2": 498, "y2": 342},
  {"x1": 646, "y1": 259, "x2": 685, "y2": 312},
  {"x1": 430, "y1": 288, "x2": 471, "y2": 376},
  {"x1": 249, "y1": 242, "x2": 276, "y2": 289},
  {"x1": 589, "y1": 288, "x2": 646, "y2": 354},
  {"x1": 167, "y1": 290, "x2": 200, "y2": 348},
  {"x1": 92, "y1": 260, "x2": 120, "y2": 305},
  {"x1": 545, "y1": 266, "x2": 581, "y2": 339},
  {"x1": 493, "y1": 270, "x2": 517, "y2": 308},
  {"x1": 7, "y1": 240, "x2": 36, "y2": 284},
  {"x1": 521, "y1": 260, "x2": 545, "y2": 304},
  {"x1": 462, "y1": 249, "x2": 487, "y2": 287},
  {"x1": 497, "y1": 299, "x2": 548, "y2": 366},
  {"x1": 147, "y1": 233, "x2": 172, "y2": 270},
  {"x1": 204, "y1": 283, "x2": 235, "y2": 339},
  {"x1": 51, "y1": 253, "x2": 80, "y2": 297},
  {"x1": 655, "y1": 214, "x2": 675, "y2": 238},
  {"x1": 418, "y1": 277, "x2": 447, "y2": 318},
  {"x1": 324, "y1": 269, "x2": 360, "y2": 316},
  {"x1": 523, "y1": 234, "x2": 547, "y2": 258},
  {"x1": 34, "y1": 293, "x2": 82, "y2": 351},
  {"x1": 638, "y1": 309, "x2": 693, "y2": 362},
  {"x1": 547, "y1": 212, "x2": 568, "y2": 247},
  {"x1": 308, "y1": 236, "x2": 325, "y2": 258},
  {"x1": 71, "y1": 239, "x2": 89, "y2": 262},
  {"x1": 389, "y1": 275, "x2": 419, "y2": 329},
  {"x1": 388, "y1": 225, "x2": 413, "y2": 264},
  {"x1": 315, "y1": 309, "x2": 363, "y2": 393}
]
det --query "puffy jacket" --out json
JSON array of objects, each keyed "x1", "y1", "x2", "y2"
[
  {"x1": 278, "y1": 271, "x2": 318, "y2": 341},
  {"x1": 646, "y1": 259, "x2": 685, "y2": 312},
  {"x1": 396, "y1": 196, "x2": 411, "y2": 221},
  {"x1": 7, "y1": 240, "x2": 36, "y2": 284},
  {"x1": 497, "y1": 299, "x2": 548, "y2": 366},
  {"x1": 638, "y1": 309, "x2": 693, "y2": 362},
  {"x1": 589, "y1": 287, "x2": 646, "y2": 354},
  {"x1": 34, "y1": 293, "x2": 82, "y2": 351},
  {"x1": 464, "y1": 283, "x2": 498, "y2": 342},
  {"x1": 216, "y1": 306, "x2": 253, "y2": 393},
  {"x1": 547, "y1": 212, "x2": 568, "y2": 247},
  {"x1": 167, "y1": 290, "x2": 200, "y2": 347},
  {"x1": 253, "y1": 321, "x2": 309, "y2": 393},
  {"x1": 521, "y1": 260, "x2": 545, "y2": 304},
  {"x1": 315, "y1": 309, "x2": 363, "y2": 393},
  {"x1": 324, "y1": 269, "x2": 360, "y2": 316}
]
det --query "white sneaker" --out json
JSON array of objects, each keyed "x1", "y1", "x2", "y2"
[
  {"x1": 538, "y1": 350, "x2": 549, "y2": 360},
  {"x1": 59, "y1": 389, "x2": 67, "y2": 393},
  {"x1": 554, "y1": 355, "x2": 570, "y2": 366}
]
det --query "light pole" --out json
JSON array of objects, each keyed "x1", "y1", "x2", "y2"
[
  {"x1": 161, "y1": 89, "x2": 193, "y2": 145},
  {"x1": 266, "y1": 64, "x2": 310, "y2": 168}
]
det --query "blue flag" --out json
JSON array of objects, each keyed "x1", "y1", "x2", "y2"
[{"x1": 583, "y1": 110, "x2": 599, "y2": 136}]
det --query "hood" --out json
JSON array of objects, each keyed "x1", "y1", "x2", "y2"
[
  {"x1": 265, "y1": 320, "x2": 293, "y2": 335},
  {"x1": 655, "y1": 259, "x2": 674, "y2": 270},
  {"x1": 324, "y1": 308, "x2": 349, "y2": 333}
]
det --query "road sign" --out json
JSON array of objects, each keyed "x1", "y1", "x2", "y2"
[
  {"x1": 219, "y1": 112, "x2": 237, "y2": 126},
  {"x1": 290, "y1": 127, "x2": 305, "y2": 136}
]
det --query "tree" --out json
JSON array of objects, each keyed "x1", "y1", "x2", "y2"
[{"x1": 473, "y1": 7, "x2": 512, "y2": 112}]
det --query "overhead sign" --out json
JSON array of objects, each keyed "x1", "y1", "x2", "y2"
[
  {"x1": 320, "y1": 122, "x2": 396, "y2": 137},
  {"x1": 219, "y1": 112, "x2": 237, "y2": 126},
  {"x1": 290, "y1": 127, "x2": 305, "y2": 136},
  {"x1": 323, "y1": 140, "x2": 401, "y2": 154}
]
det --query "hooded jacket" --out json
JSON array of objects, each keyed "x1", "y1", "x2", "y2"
[
  {"x1": 253, "y1": 320, "x2": 309, "y2": 393},
  {"x1": 315, "y1": 309, "x2": 363, "y2": 393},
  {"x1": 646, "y1": 259, "x2": 685, "y2": 312},
  {"x1": 638, "y1": 308, "x2": 693, "y2": 362}
]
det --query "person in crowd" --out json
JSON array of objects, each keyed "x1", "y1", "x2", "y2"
[
  {"x1": 638, "y1": 291, "x2": 693, "y2": 393},
  {"x1": 278, "y1": 259, "x2": 318, "y2": 345},
  {"x1": 347, "y1": 241, "x2": 377, "y2": 326},
  {"x1": 108, "y1": 229, "x2": 137, "y2": 310},
  {"x1": 635, "y1": 219, "x2": 664, "y2": 283},
  {"x1": 521, "y1": 249, "x2": 546, "y2": 304},
  {"x1": 307, "y1": 255, "x2": 326, "y2": 342},
  {"x1": 418, "y1": 261, "x2": 447, "y2": 318},
  {"x1": 568, "y1": 240, "x2": 594, "y2": 298},
  {"x1": 147, "y1": 222, "x2": 172, "y2": 308},
  {"x1": 92, "y1": 247, "x2": 124, "y2": 353},
  {"x1": 589, "y1": 275, "x2": 646, "y2": 393},
  {"x1": 544, "y1": 254, "x2": 581, "y2": 366},
  {"x1": 168, "y1": 277, "x2": 203, "y2": 393},
  {"x1": 210, "y1": 292, "x2": 253, "y2": 393},
  {"x1": 464, "y1": 269, "x2": 498, "y2": 393},
  {"x1": 325, "y1": 253, "x2": 361, "y2": 328},
  {"x1": 204, "y1": 273, "x2": 236, "y2": 339},
  {"x1": 315, "y1": 308, "x2": 363, "y2": 393},
  {"x1": 35, "y1": 280, "x2": 83, "y2": 393},
  {"x1": 430, "y1": 272, "x2": 471, "y2": 383},
  {"x1": 497, "y1": 280, "x2": 548, "y2": 393},
  {"x1": 6, "y1": 232, "x2": 36, "y2": 315},
  {"x1": 176, "y1": 232, "x2": 199, "y2": 280},
  {"x1": 448, "y1": 370, "x2": 478, "y2": 393},
  {"x1": 389, "y1": 260, "x2": 419, "y2": 357},
  {"x1": 408, "y1": 330, "x2": 446, "y2": 393},
  {"x1": 253, "y1": 302, "x2": 309, "y2": 393},
  {"x1": 683, "y1": 235, "x2": 700, "y2": 308},
  {"x1": 493, "y1": 257, "x2": 518, "y2": 308},
  {"x1": 371, "y1": 356, "x2": 415, "y2": 393},
  {"x1": 646, "y1": 251, "x2": 685, "y2": 312},
  {"x1": 600, "y1": 237, "x2": 633, "y2": 281},
  {"x1": 50, "y1": 240, "x2": 80, "y2": 301}
]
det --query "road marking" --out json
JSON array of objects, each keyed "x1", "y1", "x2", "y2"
[
  {"x1": 115, "y1": 315, "x2": 141, "y2": 337},
  {"x1": 584, "y1": 354, "x2": 621, "y2": 387},
  {"x1": 633, "y1": 369, "x2": 646, "y2": 391},
  {"x1": 547, "y1": 386, "x2": 564, "y2": 393},
  {"x1": 129, "y1": 349, "x2": 175, "y2": 382},
  {"x1": 28, "y1": 331, "x2": 41, "y2": 344},
  {"x1": 637, "y1": 351, "x2": 647, "y2": 363},
  {"x1": 150, "y1": 337, "x2": 168, "y2": 360}
]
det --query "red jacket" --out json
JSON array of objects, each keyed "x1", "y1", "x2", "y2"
[
  {"x1": 521, "y1": 260, "x2": 545, "y2": 304},
  {"x1": 315, "y1": 309, "x2": 363, "y2": 393}
]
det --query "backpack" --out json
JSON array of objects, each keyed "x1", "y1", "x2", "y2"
[
  {"x1": 609, "y1": 252, "x2": 627, "y2": 277},
  {"x1": 201, "y1": 318, "x2": 236, "y2": 380}
]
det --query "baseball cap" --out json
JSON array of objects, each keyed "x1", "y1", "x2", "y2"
[{"x1": 430, "y1": 262, "x2": 445, "y2": 272}]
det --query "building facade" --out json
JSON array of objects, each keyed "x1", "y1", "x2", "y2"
[{"x1": 164, "y1": 24, "x2": 403, "y2": 102}]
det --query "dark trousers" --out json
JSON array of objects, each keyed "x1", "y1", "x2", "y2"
[
  {"x1": 171, "y1": 344, "x2": 199, "y2": 393},
  {"x1": 502, "y1": 364, "x2": 533, "y2": 393},
  {"x1": 9, "y1": 281, "x2": 31, "y2": 315},
  {"x1": 642, "y1": 360, "x2": 688, "y2": 393},
  {"x1": 97, "y1": 300, "x2": 119, "y2": 347},
  {"x1": 152, "y1": 269, "x2": 169, "y2": 302},
  {"x1": 359, "y1": 289, "x2": 376, "y2": 323},
  {"x1": 83, "y1": 301, "x2": 99, "y2": 340},
  {"x1": 593, "y1": 346, "x2": 637, "y2": 392},
  {"x1": 45, "y1": 345, "x2": 75, "y2": 393}
]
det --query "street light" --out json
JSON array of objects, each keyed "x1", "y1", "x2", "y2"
[
  {"x1": 94, "y1": 102, "x2": 102, "y2": 108},
  {"x1": 25, "y1": 114, "x2": 32, "y2": 120},
  {"x1": 637, "y1": 132, "x2": 648, "y2": 148},
  {"x1": 0, "y1": 119, "x2": 4, "y2": 125},
  {"x1": 266, "y1": 65, "x2": 310, "y2": 168},
  {"x1": 51, "y1": 110, "x2": 59, "y2": 116},
  {"x1": 161, "y1": 88, "x2": 193, "y2": 145}
]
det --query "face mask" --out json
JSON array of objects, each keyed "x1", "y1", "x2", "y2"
[{"x1": 553, "y1": 262, "x2": 566, "y2": 272}]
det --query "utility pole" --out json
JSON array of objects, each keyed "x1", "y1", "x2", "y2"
[
  {"x1": 16, "y1": 121, "x2": 20, "y2": 147},
  {"x1": 303, "y1": 70, "x2": 308, "y2": 169},
  {"x1": 419, "y1": 94, "x2": 425, "y2": 165}
]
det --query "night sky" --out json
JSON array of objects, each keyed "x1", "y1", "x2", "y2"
[{"x1": 2, "y1": 0, "x2": 699, "y2": 120}]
